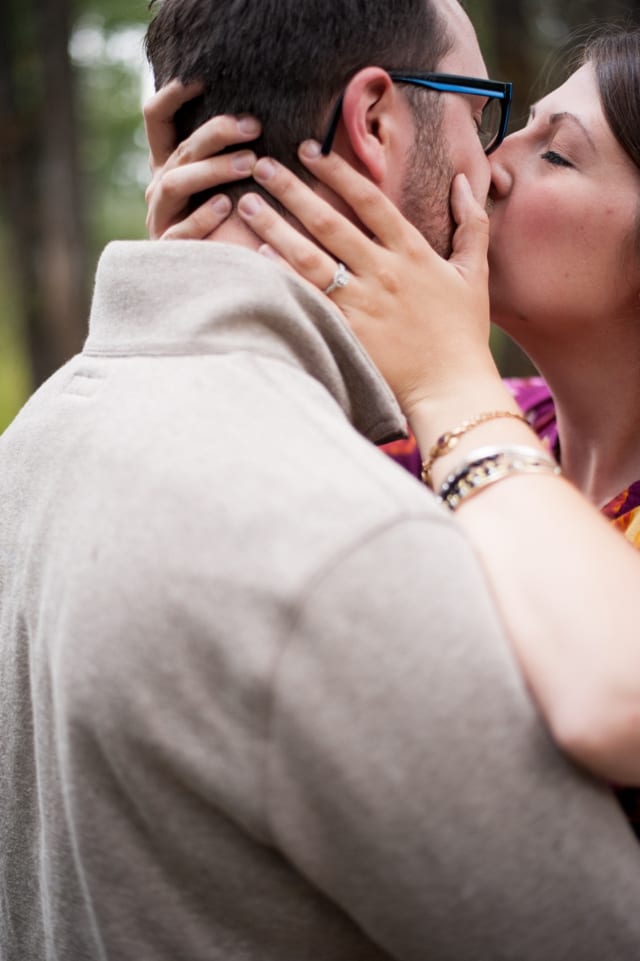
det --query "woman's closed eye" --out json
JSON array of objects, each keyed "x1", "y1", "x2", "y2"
[{"x1": 541, "y1": 149, "x2": 573, "y2": 168}]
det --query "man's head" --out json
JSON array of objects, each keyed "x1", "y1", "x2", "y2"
[{"x1": 145, "y1": 0, "x2": 491, "y2": 255}]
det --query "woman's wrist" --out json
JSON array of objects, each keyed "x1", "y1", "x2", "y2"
[
  {"x1": 405, "y1": 371, "x2": 548, "y2": 493},
  {"x1": 405, "y1": 360, "x2": 516, "y2": 443}
]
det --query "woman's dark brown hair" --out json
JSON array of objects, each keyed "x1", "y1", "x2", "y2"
[{"x1": 582, "y1": 25, "x2": 640, "y2": 171}]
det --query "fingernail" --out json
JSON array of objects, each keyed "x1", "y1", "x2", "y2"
[
  {"x1": 231, "y1": 150, "x2": 256, "y2": 173},
  {"x1": 237, "y1": 115, "x2": 260, "y2": 135},
  {"x1": 210, "y1": 195, "x2": 231, "y2": 213},
  {"x1": 300, "y1": 140, "x2": 321, "y2": 159},
  {"x1": 456, "y1": 173, "x2": 472, "y2": 195},
  {"x1": 259, "y1": 243, "x2": 279, "y2": 261},
  {"x1": 238, "y1": 193, "x2": 263, "y2": 216},
  {"x1": 253, "y1": 158, "x2": 277, "y2": 182}
]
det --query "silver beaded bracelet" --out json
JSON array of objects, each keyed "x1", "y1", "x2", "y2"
[{"x1": 437, "y1": 445, "x2": 561, "y2": 512}]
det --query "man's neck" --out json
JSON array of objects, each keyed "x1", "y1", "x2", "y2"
[{"x1": 205, "y1": 214, "x2": 263, "y2": 249}]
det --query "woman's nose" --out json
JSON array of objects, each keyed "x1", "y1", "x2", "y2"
[{"x1": 488, "y1": 141, "x2": 514, "y2": 198}]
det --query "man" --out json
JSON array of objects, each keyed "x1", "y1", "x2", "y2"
[{"x1": 1, "y1": 1, "x2": 640, "y2": 959}]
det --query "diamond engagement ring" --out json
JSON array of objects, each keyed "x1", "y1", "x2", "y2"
[{"x1": 323, "y1": 262, "x2": 350, "y2": 296}]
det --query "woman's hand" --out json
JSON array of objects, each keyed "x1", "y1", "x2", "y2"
[
  {"x1": 236, "y1": 143, "x2": 498, "y2": 421},
  {"x1": 143, "y1": 92, "x2": 501, "y2": 420},
  {"x1": 143, "y1": 80, "x2": 262, "y2": 239}
]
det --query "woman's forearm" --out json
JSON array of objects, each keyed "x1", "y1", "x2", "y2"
[{"x1": 409, "y1": 393, "x2": 640, "y2": 785}]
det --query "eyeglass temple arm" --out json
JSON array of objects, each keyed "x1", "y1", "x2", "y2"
[{"x1": 320, "y1": 93, "x2": 345, "y2": 155}]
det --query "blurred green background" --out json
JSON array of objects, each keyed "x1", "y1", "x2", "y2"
[{"x1": 1, "y1": 0, "x2": 640, "y2": 431}]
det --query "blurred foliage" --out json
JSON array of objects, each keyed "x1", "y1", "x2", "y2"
[
  {"x1": 0, "y1": 227, "x2": 31, "y2": 429},
  {"x1": 2, "y1": 0, "x2": 640, "y2": 429},
  {"x1": 71, "y1": 8, "x2": 150, "y2": 253},
  {"x1": 0, "y1": 0, "x2": 150, "y2": 430}
]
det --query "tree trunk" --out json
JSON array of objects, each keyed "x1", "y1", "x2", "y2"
[
  {"x1": 36, "y1": 0, "x2": 89, "y2": 381},
  {"x1": 0, "y1": 0, "x2": 89, "y2": 391},
  {"x1": 0, "y1": 0, "x2": 41, "y2": 389}
]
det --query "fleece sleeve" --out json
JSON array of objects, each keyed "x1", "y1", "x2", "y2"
[{"x1": 265, "y1": 514, "x2": 640, "y2": 961}]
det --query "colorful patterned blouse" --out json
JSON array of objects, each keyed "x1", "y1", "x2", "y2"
[
  {"x1": 506, "y1": 377, "x2": 640, "y2": 549},
  {"x1": 382, "y1": 376, "x2": 640, "y2": 840}
]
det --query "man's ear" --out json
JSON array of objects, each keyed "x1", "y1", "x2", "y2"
[{"x1": 339, "y1": 67, "x2": 412, "y2": 185}]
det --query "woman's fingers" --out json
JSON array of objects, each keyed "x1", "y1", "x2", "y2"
[
  {"x1": 144, "y1": 101, "x2": 261, "y2": 239},
  {"x1": 237, "y1": 192, "x2": 347, "y2": 293},
  {"x1": 160, "y1": 195, "x2": 232, "y2": 240},
  {"x1": 449, "y1": 174, "x2": 490, "y2": 284},
  {"x1": 143, "y1": 80, "x2": 263, "y2": 239},
  {"x1": 251, "y1": 157, "x2": 378, "y2": 272},
  {"x1": 144, "y1": 83, "x2": 260, "y2": 172},
  {"x1": 295, "y1": 141, "x2": 433, "y2": 257},
  {"x1": 146, "y1": 151, "x2": 256, "y2": 239},
  {"x1": 143, "y1": 79, "x2": 204, "y2": 170},
  {"x1": 166, "y1": 114, "x2": 261, "y2": 170}
]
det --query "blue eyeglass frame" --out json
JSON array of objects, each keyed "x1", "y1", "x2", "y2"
[{"x1": 320, "y1": 71, "x2": 513, "y2": 156}]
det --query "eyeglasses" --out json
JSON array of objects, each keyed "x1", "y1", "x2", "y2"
[{"x1": 320, "y1": 71, "x2": 513, "y2": 157}]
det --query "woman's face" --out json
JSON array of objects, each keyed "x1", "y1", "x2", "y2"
[{"x1": 487, "y1": 63, "x2": 640, "y2": 345}]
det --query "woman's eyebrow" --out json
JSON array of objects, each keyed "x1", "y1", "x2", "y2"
[
  {"x1": 549, "y1": 112, "x2": 596, "y2": 150},
  {"x1": 528, "y1": 104, "x2": 596, "y2": 150}
]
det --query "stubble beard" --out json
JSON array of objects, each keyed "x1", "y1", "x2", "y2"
[{"x1": 399, "y1": 107, "x2": 455, "y2": 259}]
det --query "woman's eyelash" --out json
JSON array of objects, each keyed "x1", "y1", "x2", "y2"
[{"x1": 541, "y1": 150, "x2": 572, "y2": 168}]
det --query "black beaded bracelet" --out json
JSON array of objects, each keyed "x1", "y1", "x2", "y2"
[{"x1": 437, "y1": 445, "x2": 561, "y2": 511}]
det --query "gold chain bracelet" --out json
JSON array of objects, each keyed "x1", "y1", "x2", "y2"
[{"x1": 420, "y1": 410, "x2": 529, "y2": 489}]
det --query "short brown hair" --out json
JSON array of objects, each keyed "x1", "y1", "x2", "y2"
[{"x1": 145, "y1": 0, "x2": 453, "y2": 202}]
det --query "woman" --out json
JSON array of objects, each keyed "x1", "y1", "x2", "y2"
[{"x1": 144, "y1": 28, "x2": 640, "y2": 813}]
